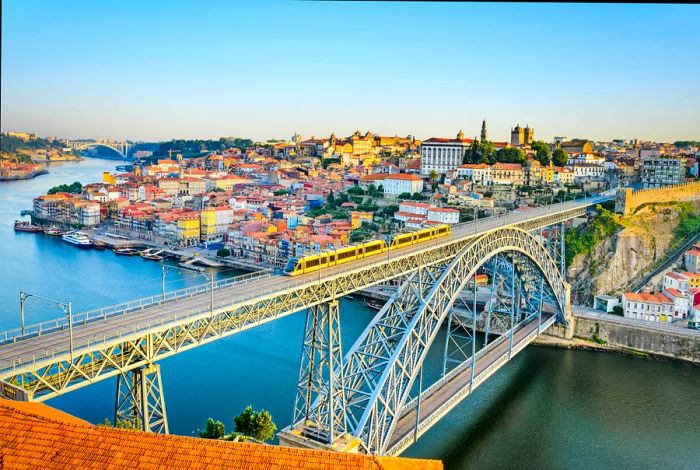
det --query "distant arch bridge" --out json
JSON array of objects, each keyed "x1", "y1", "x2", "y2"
[{"x1": 66, "y1": 140, "x2": 132, "y2": 159}]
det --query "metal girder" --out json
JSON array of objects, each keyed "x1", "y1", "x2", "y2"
[
  {"x1": 293, "y1": 300, "x2": 347, "y2": 444},
  {"x1": 332, "y1": 227, "x2": 568, "y2": 454},
  {"x1": 115, "y1": 362, "x2": 168, "y2": 433},
  {"x1": 1, "y1": 206, "x2": 585, "y2": 402}
]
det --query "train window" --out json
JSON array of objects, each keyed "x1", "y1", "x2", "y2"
[
  {"x1": 417, "y1": 231, "x2": 430, "y2": 239},
  {"x1": 305, "y1": 258, "x2": 320, "y2": 268},
  {"x1": 338, "y1": 249, "x2": 356, "y2": 260},
  {"x1": 365, "y1": 243, "x2": 380, "y2": 253}
]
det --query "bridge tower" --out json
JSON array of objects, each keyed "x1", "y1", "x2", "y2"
[
  {"x1": 115, "y1": 363, "x2": 168, "y2": 433},
  {"x1": 281, "y1": 300, "x2": 356, "y2": 451}
]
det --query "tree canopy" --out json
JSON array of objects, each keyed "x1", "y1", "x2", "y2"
[
  {"x1": 153, "y1": 137, "x2": 254, "y2": 157},
  {"x1": 494, "y1": 147, "x2": 526, "y2": 164},
  {"x1": 47, "y1": 181, "x2": 82, "y2": 194},
  {"x1": 233, "y1": 406, "x2": 276, "y2": 442},
  {"x1": 530, "y1": 141, "x2": 551, "y2": 166},
  {"x1": 199, "y1": 418, "x2": 225, "y2": 439},
  {"x1": 552, "y1": 147, "x2": 569, "y2": 166}
]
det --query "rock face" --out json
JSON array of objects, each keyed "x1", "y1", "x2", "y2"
[{"x1": 567, "y1": 201, "x2": 699, "y2": 305}]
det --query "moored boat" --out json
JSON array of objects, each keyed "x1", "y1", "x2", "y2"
[
  {"x1": 114, "y1": 247, "x2": 140, "y2": 256},
  {"x1": 14, "y1": 220, "x2": 43, "y2": 233},
  {"x1": 365, "y1": 299, "x2": 383, "y2": 311},
  {"x1": 92, "y1": 240, "x2": 107, "y2": 250},
  {"x1": 62, "y1": 231, "x2": 93, "y2": 248},
  {"x1": 43, "y1": 227, "x2": 64, "y2": 236}
]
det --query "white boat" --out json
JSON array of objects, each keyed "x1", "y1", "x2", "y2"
[{"x1": 62, "y1": 231, "x2": 93, "y2": 248}]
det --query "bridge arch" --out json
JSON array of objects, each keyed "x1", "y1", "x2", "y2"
[
  {"x1": 74, "y1": 143, "x2": 127, "y2": 159},
  {"x1": 336, "y1": 227, "x2": 570, "y2": 454}
]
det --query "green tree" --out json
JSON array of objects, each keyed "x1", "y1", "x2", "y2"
[
  {"x1": 411, "y1": 192, "x2": 427, "y2": 201},
  {"x1": 494, "y1": 147, "x2": 525, "y2": 164},
  {"x1": 47, "y1": 181, "x2": 82, "y2": 195},
  {"x1": 233, "y1": 406, "x2": 277, "y2": 442},
  {"x1": 216, "y1": 248, "x2": 231, "y2": 257},
  {"x1": 398, "y1": 192, "x2": 412, "y2": 199},
  {"x1": 530, "y1": 141, "x2": 551, "y2": 166},
  {"x1": 199, "y1": 418, "x2": 225, "y2": 439},
  {"x1": 480, "y1": 141, "x2": 496, "y2": 164},
  {"x1": 347, "y1": 185, "x2": 364, "y2": 195},
  {"x1": 429, "y1": 170, "x2": 439, "y2": 183},
  {"x1": 552, "y1": 148, "x2": 569, "y2": 166},
  {"x1": 327, "y1": 190, "x2": 336, "y2": 207},
  {"x1": 273, "y1": 189, "x2": 287, "y2": 196}
]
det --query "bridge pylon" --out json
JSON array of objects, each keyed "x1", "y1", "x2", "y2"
[
  {"x1": 280, "y1": 300, "x2": 358, "y2": 452},
  {"x1": 115, "y1": 363, "x2": 168, "y2": 434}
]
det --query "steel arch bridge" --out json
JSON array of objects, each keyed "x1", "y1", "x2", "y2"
[
  {"x1": 284, "y1": 227, "x2": 569, "y2": 455},
  {"x1": 68, "y1": 141, "x2": 130, "y2": 159},
  {"x1": 0, "y1": 196, "x2": 610, "y2": 446}
]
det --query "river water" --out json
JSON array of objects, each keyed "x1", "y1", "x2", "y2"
[{"x1": 1, "y1": 158, "x2": 698, "y2": 469}]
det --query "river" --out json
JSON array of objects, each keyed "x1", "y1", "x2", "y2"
[{"x1": 0, "y1": 158, "x2": 698, "y2": 469}]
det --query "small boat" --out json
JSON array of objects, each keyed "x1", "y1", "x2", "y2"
[
  {"x1": 365, "y1": 300, "x2": 383, "y2": 311},
  {"x1": 62, "y1": 231, "x2": 93, "y2": 248},
  {"x1": 345, "y1": 295, "x2": 356, "y2": 300},
  {"x1": 43, "y1": 227, "x2": 63, "y2": 236},
  {"x1": 114, "y1": 247, "x2": 140, "y2": 256},
  {"x1": 14, "y1": 220, "x2": 42, "y2": 233},
  {"x1": 140, "y1": 249, "x2": 165, "y2": 261},
  {"x1": 92, "y1": 240, "x2": 107, "y2": 250}
]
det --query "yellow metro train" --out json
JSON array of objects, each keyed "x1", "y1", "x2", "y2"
[{"x1": 283, "y1": 224, "x2": 451, "y2": 276}]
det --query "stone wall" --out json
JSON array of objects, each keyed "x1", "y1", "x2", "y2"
[
  {"x1": 547, "y1": 314, "x2": 700, "y2": 363},
  {"x1": 615, "y1": 181, "x2": 700, "y2": 215}
]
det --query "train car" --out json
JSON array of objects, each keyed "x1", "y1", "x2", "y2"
[
  {"x1": 389, "y1": 224, "x2": 451, "y2": 250},
  {"x1": 282, "y1": 224, "x2": 451, "y2": 276},
  {"x1": 283, "y1": 239, "x2": 389, "y2": 276}
]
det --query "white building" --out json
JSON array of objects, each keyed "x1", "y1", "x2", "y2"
[
  {"x1": 621, "y1": 292, "x2": 674, "y2": 322},
  {"x1": 427, "y1": 207, "x2": 460, "y2": 224},
  {"x1": 663, "y1": 272, "x2": 689, "y2": 292},
  {"x1": 641, "y1": 156, "x2": 683, "y2": 188},
  {"x1": 684, "y1": 248, "x2": 700, "y2": 273},
  {"x1": 455, "y1": 164, "x2": 492, "y2": 186},
  {"x1": 662, "y1": 288, "x2": 691, "y2": 318},
  {"x1": 572, "y1": 164, "x2": 606, "y2": 183},
  {"x1": 398, "y1": 201, "x2": 431, "y2": 216},
  {"x1": 420, "y1": 131, "x2": 474, "y2": 175},
  {"x1": 383, "y1": 174, "x2": 423, "y2": 196}
]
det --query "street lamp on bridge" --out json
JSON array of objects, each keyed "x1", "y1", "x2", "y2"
[{"x1": 19, "y1": 291, "x2": 74, "y2": 358}]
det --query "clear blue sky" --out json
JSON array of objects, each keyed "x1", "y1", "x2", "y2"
[{"x1": 2, "y1": 1, "x2": 699, "y2": 143}]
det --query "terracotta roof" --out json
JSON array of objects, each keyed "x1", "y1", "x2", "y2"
[
  {"x1": 0, "y1": 399, "x2": 442, "y2": 470},
  {"x1": 623, "y1": 292, "x2": 673, "y2": 304}
]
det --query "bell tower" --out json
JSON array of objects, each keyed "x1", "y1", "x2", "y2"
[{"x1": 480, "y1": 120, "x2": 488, "y2": 142}]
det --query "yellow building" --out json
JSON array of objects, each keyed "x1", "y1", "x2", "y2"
[
  {"x1": 102, "y1": 172, "x2": 117, "y2": 185},
  {"x1": 177, "y1": 214, "x2": 201, "y2": 246},
  {"x1": 350, "y1": 211, "x2": 374, "y2": 229}
]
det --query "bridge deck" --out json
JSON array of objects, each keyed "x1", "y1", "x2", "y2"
[
  {"x1": 0, "y1": 197, "x2": 607, "y2": 385},
  {"x1": 387, "y1": 312, "x2": 556, "y2": 455}
]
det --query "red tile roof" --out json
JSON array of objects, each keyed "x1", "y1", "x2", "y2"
[{"x1": 0, "y1": 399, "x2": 442, "y2": 470}]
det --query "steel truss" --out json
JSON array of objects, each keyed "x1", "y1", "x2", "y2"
[
  {"x1": 312, "y1": 227, "x2": 569, "y2": 454},
  {"x1": 1, "y1": 208, "x2": 583, "y2": 402},
  {"x1": 293, "y1": 300, "x2": 347, "y2": 443},
  {"x1": 115, "y1": 362, "x2": 168, "y2": 433},
  {"x1": 541, "y1": 222, "x2": 566, "y2": 276}
]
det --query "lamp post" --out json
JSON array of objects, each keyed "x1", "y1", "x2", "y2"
[
  {"x1": 18, "y1": 291, "x2": 73, "y2": 357},
  {"x1": 162, "y1": 264, "x2": 215, "y2": 316}
]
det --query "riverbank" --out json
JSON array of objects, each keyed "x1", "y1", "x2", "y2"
[{"x1": 0, "y1": 169, "x2": 49, "y2": 181}]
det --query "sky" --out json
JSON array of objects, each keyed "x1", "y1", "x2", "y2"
[{"x1": 2, "y1": 1, "x2": 699, "y2": 143}]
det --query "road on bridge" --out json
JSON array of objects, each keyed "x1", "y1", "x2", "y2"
[{"x1": 0, "y1": 196, "x2": 608, "y2": 379}]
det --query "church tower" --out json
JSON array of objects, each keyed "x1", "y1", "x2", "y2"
[
  {"x1": 511, "y1": 124, "x2": 524, "y2": 146},
  {"x1": 524, "y1": 125, "x2": 534, "y2": 145},
  {"x1": 480, "y1": 120, "x2": 488, "y2": 142}
]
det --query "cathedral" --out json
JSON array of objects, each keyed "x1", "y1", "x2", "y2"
[{"x1": 510, "y1": 124, "x2": 534, "y2": 146}]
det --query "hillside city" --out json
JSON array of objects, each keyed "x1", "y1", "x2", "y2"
[{"x1": 6, "y1": 124, "x2": 700, "y2": 332}]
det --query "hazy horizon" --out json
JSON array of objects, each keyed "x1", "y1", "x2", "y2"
[{"x1": 2, "y1": 1, "x2": 699, "y2": 143}]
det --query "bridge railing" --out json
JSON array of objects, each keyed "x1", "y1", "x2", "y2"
[
  {"x1": 0, "y1": 195, "x2": 610, "y2": 377},
  {"x1": 0, "y1": 271, "x2": 321, "y2": 376},
  {"x1": 0, "y1": 270, "x2": 272, "y2": 345}
]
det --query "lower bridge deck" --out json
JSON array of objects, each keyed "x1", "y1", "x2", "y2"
[{"x1": 387, "y1": 312, "x2": 556, "y2": 455}]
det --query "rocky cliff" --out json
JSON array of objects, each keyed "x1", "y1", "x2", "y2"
[{"x1": 567, "y1": 201, "x2": 700, "y2": 305}]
